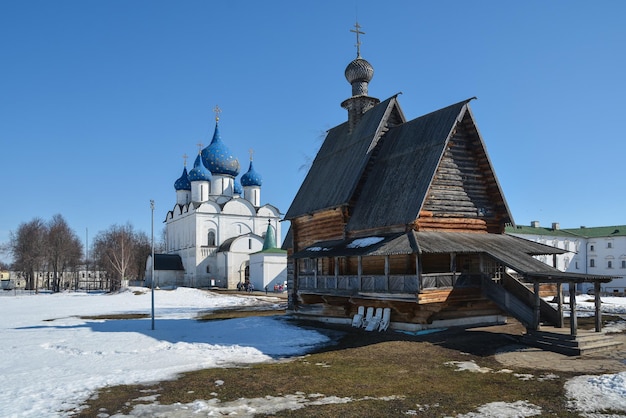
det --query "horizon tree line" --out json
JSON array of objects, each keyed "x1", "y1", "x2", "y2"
[{"x1": 2, "y1": 214, "x2": 160, "y2": 292}]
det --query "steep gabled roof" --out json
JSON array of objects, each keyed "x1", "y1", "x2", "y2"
[
  {"x1": 347, "y1": 99, "x2": 472, "y2": 230},
  {"x1": 285, "y1": 96, "x2": 404, "y2": 219}
]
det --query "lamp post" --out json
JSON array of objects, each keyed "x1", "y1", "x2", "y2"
[{"x1": 150, "y1": 199, "x2": 155, "y2": 330}]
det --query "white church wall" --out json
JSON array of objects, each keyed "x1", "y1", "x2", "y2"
[
  {"x1": 229, "y1": 235, "x2": 264, "y2": 253},
  {"x1": 195, "y1": 201, "x2": 220, "y2": 215},
  {"x1": 249, "y1": 253, "x2": 287, "y2": 292},
  {"x1": 257, "y1": 205, "x2": 280, "y2": 218},
  {"x1": 222, "y1": 199, "x2": 256, "y2": 216}
]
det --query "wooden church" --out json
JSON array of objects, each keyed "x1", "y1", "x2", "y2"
[{"x1": 283, "y1": 24, "x2": 614, "y2": 340}]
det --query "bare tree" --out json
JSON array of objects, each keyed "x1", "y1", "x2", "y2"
[
  {"x1": 46, "y1": 214, "x2": 83, "y2": 292},
  {"x1": 133, "y1": 231, "x2": 151, "y2": 281},
  {"x1": 9, "y1": 218, "x2": 47, "y2": 291},
  {"x1": 92, "y1": 223, "x2": 147, "y2": 291}
]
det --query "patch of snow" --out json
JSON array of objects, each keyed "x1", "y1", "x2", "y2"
[
  {"x1": 452, "y1": 400, "x2": 542, "y2": 417},
  {"x1": 565, "y1": 372, "x2": 626, "y2": 414},
  {"x1": 0, "y1": 287, "x2": 330, "y2": 417},
  {"x1": 347, "y1": 236, "x2": 384, "y2": 248},
  {"x1": 444, "y1": 360, "x2": 492, "y2": 373}
]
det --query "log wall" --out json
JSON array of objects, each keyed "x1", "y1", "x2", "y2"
[
  {"x1": 417, "y1": 116, "x2": 506, "y2": 233},
  {"x1": 292, "y1": 208, "x2": 346, "y2": 250}
]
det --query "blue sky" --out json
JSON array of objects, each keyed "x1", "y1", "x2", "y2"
[{"x1": 1, "y1": 1, "x2": 624, "y2": 261}]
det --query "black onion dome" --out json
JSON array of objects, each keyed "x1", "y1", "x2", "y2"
[{"x1": 344, "y1": 57, "x2": 374, "y2": 85}]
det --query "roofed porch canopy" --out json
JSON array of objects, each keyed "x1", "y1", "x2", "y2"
[{"x1": 292, "y1": 231, "x2": 616, "y2": 335}]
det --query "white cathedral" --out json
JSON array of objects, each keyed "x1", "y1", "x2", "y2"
[{"x1": 146, "y1": 110, "x2": 285, "y2": 290}]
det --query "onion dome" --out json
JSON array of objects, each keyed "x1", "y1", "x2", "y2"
[
  {"x1": 201, "y1": 123, "x2": 240, "y2": 177},
  {"x1": 174, "y1": 167, "x2": 191, "y2": 191},
  {"x1": 241, "y1": 160, "x2": 262, "y2": 187},
  {"x1": 188, "y1": 154, "x2": 212, "y2": 182},
  {"x1": 233, "y1": 178, "x2": 243, "y2": 195},
  {"x1": 345, "y1": 57, "x2": 374, "y2": 97}
]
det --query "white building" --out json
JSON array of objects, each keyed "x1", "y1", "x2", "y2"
[
  {"x1": 157, "y1": 113, "x2": 283, "y2": 289},
  {"x1": 507, "y1": 221, "x2": 626, "y2": 294}
]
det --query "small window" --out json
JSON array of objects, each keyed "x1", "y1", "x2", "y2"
[
  {"x1": 208, "y1": 230, "x2": 216, "y2": 246},
  {"x1": 575, "y1": 261, "x2": 579, "y2": 270},
  {"x1": 590, "y1": 259, "x2": 595, "y2": 268},
  {"x1": 608, "y1": 261, "x2": 613, "y2": 269},
  {"x1": 206, "y1": 265, "x2": 211, "y2": 273},
  {"x1": 621, "y1": 260, "x2": 626, "y2": 269},
  {"x1": 608, "y1": 242, "x2": 613, "y2": 249},
  {"x1": 248, "y1": 239, "x2": 252, "y2": 250},
  {"x1": 590, "y1": 245, "x2": 595, "y2": 252}
]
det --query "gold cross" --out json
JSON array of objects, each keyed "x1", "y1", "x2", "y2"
[
  {"x1": 249, "y1": 148, "x2": 254, "y2": 161},
  {"x1": 213, "y1": 105, "x2": 221, "y2": 122},
  {"x1": 350, "y1": 21, "x2": 365, "y2": 57},
  {"x1": 182, "y1": 153, "x2": 188, "y2": 166},
  {"x1": 196, "y1": 142, "x2": 203, "y2": 154}
]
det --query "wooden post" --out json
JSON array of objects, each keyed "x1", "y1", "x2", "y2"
[
  {"x1": 384, "y1": 255, "x2": 389, "y2": 291},
  {"x1": 556, "y1": 282, "x2": 564, "y2": 328},
  {"x1": 416, "y1": 254, "x2": 422, "y2": 292},
  {"x1": 450, "y1": 252, "x2": 456, "y2": 286},
  {"x1": 533, "y1": 281, "x2": 541, "y2": 331},
  {"x1": 594, "y1": 281, "x2": 602, "y2": 332},
  {"x1": 357, "y1": 256, "x2": 362, "y2": 291},
  {"x1": 569, "y1": 282, "x2": 577, "y2": 337}
]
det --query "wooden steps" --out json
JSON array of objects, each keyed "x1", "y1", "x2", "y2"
[{"x1": 521, "y1": 327, "x2": 623, "y2": 356}]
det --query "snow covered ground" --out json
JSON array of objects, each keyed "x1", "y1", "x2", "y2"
[{"x1": 0, "y1": 288, "x2": 625, "y2": 417}]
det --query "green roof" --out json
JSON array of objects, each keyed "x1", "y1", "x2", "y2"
[
  {"x1": 252, "y1": 247, "x2": 287, "y2": 255},
  {"x1": 562, "y1": 225, "x2": 626, "y2": 238},
  {"x1": 505, "y1": 225, "x2": 579, "y2": 237},
  {"x1": 506, "y1": 224, "x2": 626, "y2": 238}
]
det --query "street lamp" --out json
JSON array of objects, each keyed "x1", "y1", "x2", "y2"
[{"x1": 150, "y1": 199, "x2": 155, "y2": 330}]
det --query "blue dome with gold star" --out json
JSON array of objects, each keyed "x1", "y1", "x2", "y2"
[
  {"x1": 188, "y1": 154, "x2": 212, "y2": 182},
  {"x1": 241, "y1": 161, "x2": 262, "y2": 187},
  {"x1": 201, "y1": 123, "x2": 240, "y2": 177},
  {"x1": 174, "y1": 167, "x2": 191, "y2": 191}
]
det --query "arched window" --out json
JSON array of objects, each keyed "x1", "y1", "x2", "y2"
[
  {"x1": 206, "y1": 265, "x2": 211, "y2": 273},
  {"x1": 208, "y1": 230, "x2": 216, "y2": 246}
]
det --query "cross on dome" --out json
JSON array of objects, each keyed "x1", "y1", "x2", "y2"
[
  {"x1": 182, "y1": 153, "x2": 188, "y2": 166},
  {"x1": 213, "y1": 105, "x2": 221, "y2": 123},
  {"x1": 350, "y1": 21, "x2": 365, "y2": 58}
]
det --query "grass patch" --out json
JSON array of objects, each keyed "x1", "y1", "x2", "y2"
[
  {"x1": 197, "y1": 307, "x2": 286, "y2": 321},
  {"x1": 74, "y1": 320, "x2": 586, "y2": 417}
]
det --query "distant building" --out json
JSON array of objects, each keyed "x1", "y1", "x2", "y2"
[
  {"x1": 2, "y1": 267, "x2": 107, "y2": 291},
  {"x1": 159, "y1": 110, "x2": 284, "y2": 289},
  {"x1": 507, "y1": 222, "x2": 626, "y2": 294}
]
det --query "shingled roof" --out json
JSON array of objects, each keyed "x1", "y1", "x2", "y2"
[
  {"x1": 285, "y1": 96, "x2": 513, "y2": 233},
  {"x1": 285, "y1": 96, "x2": 404, "y2": 219}
]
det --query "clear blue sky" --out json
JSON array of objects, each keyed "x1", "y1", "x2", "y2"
[{"x1": 1, "y1": 1, "x2": 624, "y2": 262}]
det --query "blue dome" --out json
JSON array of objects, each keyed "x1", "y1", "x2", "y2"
[
  {"x1": 174, "y1": 167, "x2": 191, "y2": 191},
  {"x1": 233, "y1": 178, "x2": 243, "y2": 195},
  {"x1": 201, "y1": 123, "x2": 240, "y2": 177},
  {"x1": 241, "y1": 161, "x2": 263, "y2": 187},
  {"x1": 188, "y1": 154, "x2": 212, "y2": 182}
]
